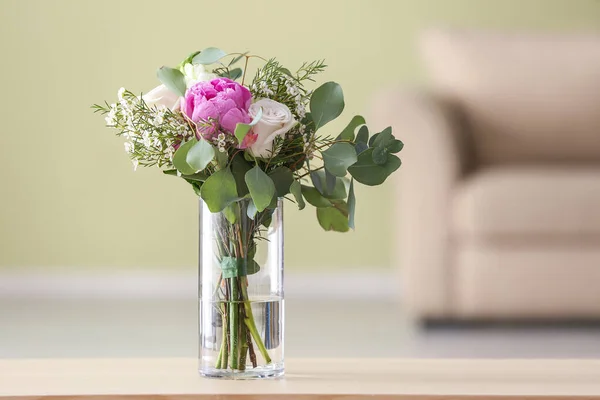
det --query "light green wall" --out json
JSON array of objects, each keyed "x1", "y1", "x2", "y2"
[{"x1": 0, "y1": 0, "x2": 598, "y2": 271}]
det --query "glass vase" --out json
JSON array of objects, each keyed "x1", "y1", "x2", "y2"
[{"x1": 198, "y1": 198, "x2": 284, "y2": 379}]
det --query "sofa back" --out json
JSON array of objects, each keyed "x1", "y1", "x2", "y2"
[{"x1": 421, "y1": 30, "x2": 600, "y2": 165}]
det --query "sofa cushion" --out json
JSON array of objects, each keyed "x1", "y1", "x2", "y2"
[
  {"x1": 421, "y1": 30, "x2": 600, "y2": 164},
  {"x1": 453, "y1": 167, "x2": 600, "y2": 238}
]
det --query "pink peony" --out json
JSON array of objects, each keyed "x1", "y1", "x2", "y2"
[{"x1": 182, "y1": 78, "x2": 252, "y2": 140}]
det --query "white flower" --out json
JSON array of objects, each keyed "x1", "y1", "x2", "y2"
[
  {"x1": 247, "y1": 99, "x2": 297, "y2": 158},
  {"x1": 117, "y1": 87, "x2": 126, "y2": 101},
  {"x1": 182, "y1": 63, "x2": 217, "y2": 87},
  {"x1": 142, "y1": 84, "x2": 180, "y2": 111},
  {"x1": 124, "y1": 142, "x2": 133, "y2": 153}
]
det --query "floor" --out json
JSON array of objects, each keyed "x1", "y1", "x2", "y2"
[{"x1": 2, "y1": 298, "x2": 600, "y2": 359}]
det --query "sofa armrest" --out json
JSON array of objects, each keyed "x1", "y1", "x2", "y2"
[{"x1": 369, "y1": 90, "x2": 473, "y2": 318}]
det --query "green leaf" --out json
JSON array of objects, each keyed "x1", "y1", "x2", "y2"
[
  {"x1": 301, "y1": 185, "x2": 332, "y2": 207},
  {"x1": 338, "y1": 115, "x2": 366, "y2": 141},
  {"x1": 311, "y1": 170, "x2": 347, "y2": 199},
  {"x1": 220, "y1": 257, "x2": 260, "y2": 278},
  {"x1": 356, "y1": 125, "x2": 369, "y2": 144},
  {"x1": 317, "y1": 201, "x2": 350, "y2": 232},
  {"x1": 229, "y1": 52, "x2": 248, "y2": 66},
  {"x1": 223, "y1": 202, "x2": 240, "y2": 224},
  {"x1": 289, "y1": 180, "x2": 306, "y2": 210},
  {"x1": 322, "y1": 143, "x2": 358, "y2": 177},
  {"x1": 372, "y1": 146, "x2": 388, "y2": 165},
  {"x1": 355, "y1": 142, "x2": 368, "y2": 154},
  {"x1": 245, "y1": 166, "x2": 275, "y2": 212},
  {"x1": 348, "y1": 179, "x2": 356, "y2": 230},
  {"x1": 234, "y1": 106, "x2": 262, "y2": 144},
  {"x1": 215, "y1": 149, "x2": 228, "y2": 168},
  {"x1": 347, "y1": 148, "x2": 401, "y2": 186},
  {"x1": 268, "y1": 167, "x2": 294, "y2": 197},
  {"x1": 278, "y1": 67, "x2": 293, "y2": 77},
  {"x1": 182, "y1": 171, "x2": 209, "y2": 182},
  {"x1": 325, "y1": 169, "x2": 336, "y2": 196},
  {"x1": 310, "y1": 81, "x2": 345, "y2": 131},
  {"x1": 186, "y1": 139, "x2": 215, "y2": 172},
  {"x1": 310, "y1": 171, "x2": 324, "y2": 194},
  {"x1": 200, "y1": 167, "x2": 239, "y2": 212},
  {"x1": 178, "y1": 51, "x2": 201, "y2": 69},
  {"x1": 231, "y1": 154, "x2": 252, "y2": 196},
  {"x1": 193, "y1": 47, "x2": 227, "y2": 65},
  {"x1": 228, "y1": 68, "x2": 243, "y2": 80},
  {"x1": 163, "y1": 169, "x2": 178, "y2": 176},
  {"x1": 370, "y1": 126, "x2": 393, "y2": 148},
  {"x1": 246, "y1": 199, "x2": 258, "y2": 220},
  {"x1": 172, "y1": 139, "x2": 198, "y2": 175},
  {"x1": 157, "y1": 66, "x2": 186, "y2": 97},
  {"x1": 388, "y1": 139, "x2": 404, "y2": 153},
  {"x1": 190, "y1": 181, "x2": 202, "y2": 196}
]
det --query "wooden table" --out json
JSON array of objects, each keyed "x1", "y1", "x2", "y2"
[{"x1": 1, "y1": 358, "x2": 600, "y2": 399}]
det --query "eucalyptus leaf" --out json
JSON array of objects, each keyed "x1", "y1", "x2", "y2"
[
  {"x1": 157, "y1": 66, "x2": 186, "y2": 97},
  {"x1": 355, "y1": 142, "x2": 369, "y2": 154},
  {"x1": 269, "y1": 167, "x2": 294, "y2": 197},
  {"x1": 231, "y1": 154, "x2": 252, "y2": 196},
  {"x1": 347, "y1": 148, "x2": 401, "y2": 186},
  {"x1": 372, "y1": 146, "x2": 389, "y2": 165},
  {"x1": 289, "y1": 180, "x2": 306, "y2": 210},
  {"x1": 235, "y1": 106, "x2": 262, "y2": 144},
  {"x1": 356, "y1": 125, "x2": 369, "y2": 145},
  {"x1": 301, "y1": 185, "x2": 332, "y2": 208},
  {"x1": 245, "y1": 166, "x2": 275, "y2": 212},
  {"x1": 163, "y1": 169, "x2": 178, "y2": 176},
  {"x1": 322, "y1": 142, "x2": 357, "y2": 177},
  {"x1": 348, "y1": 178, "x2": 356, "y2": 230},
  {"x1": 182, "y1": 171, "x2": 209, "y2": 182},
  {"x1": 310, "y1": 82, "x2": 345, "y2": 131},
  {"x1": 370, "y1": 126, "x2": 393, "y2": 148},
  {"x1": 186, "y1": 139, "x2": 215, "y2": 172},
  {"x1": 317, "y1": 201, "x2": 349, "y2": 232},
  {"x1": 215, "y1": 149, "x2": 228, "y2": 168},
  {"x1": 325, "y1": 169, "x2": 336, "y2": 196},
  {"x1": 388, "y1": 139, "x2": 404, "y2": 153},
  {"x1": 223, "y1": 202, "x2": 240, "y2": 224},
  {"x1": 193, "y1": 47, "x2": 227, "y2": 65},
  {"x1": 228, "y1": 68, "x2": 243, "y2": 80},
  {"x1": 179, "y1": 51, "x2": 201, "y2": 68},
  {"x1": 338, "y1": 115, "x2": 366, "y2": 141},
  {"x1": 200, "y1": 167, "x2": 239, "y2": 212},
  {"x1": 311, "y1": 170, "x2": 347, "y2": 200},
  {"x1": 310, "y1": 171, "x2": 324, "y2": 194},
  {"x1": 172, "y1": 139, "x2": 198, "y2": 175},
  {"x1": 247, "y1": 199, "x2": 258, "y2": 220}
]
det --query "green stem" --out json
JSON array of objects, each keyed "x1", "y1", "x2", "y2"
[
  {"x1": 240, "y1": 277, "x2": 272, "y2": 364},
  {"x1": 229, "y1": 277, "x2": 240, "y2": 370},
  {"x1": 239, "y1": 321, "x2": 248, "y2": 370}
]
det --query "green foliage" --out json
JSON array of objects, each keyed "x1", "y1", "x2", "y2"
[
  {"x1": 321, "y1": 142, "x2": 357, "y2": 177},
  {"x1": 235, "y1": 106, "x2": 262, "y2": 144},
  {"x1": 200, "y1": 167, "x2": 239, "y2": 212},
  {"x1": 348, "y1": 179, "x2": 356, "y2": 230},
  {"x1": 230, "y1": 154, "x2": 252, "y2": 197},
  {"x1": 246, "y1": 199, "x2": 258, "y2": 220},
  {"x1": 338, "y1": 115, "x2": 366, "y2": 141},
  {"x1": 268, "y1": 167, "x2": 294, "y2": 197},
  {"x1": 173, "y1": 139, "x2": 198, "y2": 175},
  {"x1": 193, "y1": 47, "x2": 227, "y2": 65},
  {"x1": 178, "y1": 51, "x2": 201, "y2": 69},
  {"x1": 317, "y1": 201, "x2": 349, "y2": 232},
  {"x1": 186, "y1": 139, "x2": 215, "y2": 172},
  {"x1": 157, "y1": 66, "x2": 186, "y2": 97},
  {"x1": 310, "y1": 82, "x2": 345, "y2": 131},
  {"x1": 301, "y1": 185, "x2": 332, "y2": 207},
  {"x1": 289, "y1": 180, "x2": 306, "y2": 210},
  {"x1": 223, "y1": 202, "x2": 240, "y2": 224},
  {"x1": 311, "y1": 170, "x2": 347, "y2": 199},
  {"x1": 245, "y1": 166, "x2": 275, "y2": 212},
  {"x1": 348, "y1": 148, "x2": 401, "y2": 186}
]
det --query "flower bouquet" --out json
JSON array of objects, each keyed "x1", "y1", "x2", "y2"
[{"x1": 94, "y1": 48, "x2": 402, "y2": 379}]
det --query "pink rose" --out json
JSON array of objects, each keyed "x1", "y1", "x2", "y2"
[{"x1": 182, "y1": 78, "x2": 252, "y2": 140}]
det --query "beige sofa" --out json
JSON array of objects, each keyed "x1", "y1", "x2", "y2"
[{"x1": 371, "y1": 31, "x2": 600, "y2": 321}]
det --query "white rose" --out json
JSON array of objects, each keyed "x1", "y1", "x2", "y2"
[
  {"x1": 248, "y1": 99, "x2": 297, "y2": 158},
  {"x1": 142, "y1": 84, "x2": 180, "y2": 110},
  {"x1": 182, "y1": 63, "x2": 217, "y2": 87}
]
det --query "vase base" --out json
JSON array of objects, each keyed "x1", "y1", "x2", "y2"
[{"x1": 199, "y1": 362, "x2": 284, "y2": 380}]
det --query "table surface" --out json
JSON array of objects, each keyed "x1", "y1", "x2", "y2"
[{"x1": 1, "y1": 358, "x2": 600, "y2": 399}]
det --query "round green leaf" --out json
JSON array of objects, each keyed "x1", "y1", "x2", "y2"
[
  {"x1": 310, "y1": 82, "x2": 345, "y2": 131},
  {"x1": 388, "y1": 139, "x2": 404, "y2": 153},
  {"x1": 322, "y1": 143, "x2": 358, "y2": 177},
  {"x1": 289, "y1": 180, "x2": 306, "y2": 210},
  {"x1": 173, "y1": 139, "x2": 198, "y2": 175},
  {"x1": 186, "y1": 139, "x2": 215, "y2": 172},
  {"x1": 157, "y1": 66, "x2": 186, "y2": 97},
  {"x1": 356, "y1": 125, "x2": 369, "y2": 145},
  {"x1": 317, "y1": 201, "x2": 349, "y2": 232},
  {"x1": 301, "y1": 185, "x2": 332, "y2": 207},
  {"x1": 268, "y1": 167, "x2": 294, "y2": 197},
  {"x1": 338, "y1": 115, "x2": 366, "y2": 141},
  {"x1": 200, "y1": 167, "x2": 239, "y2": 213},
  {"x1": 372, "y1": 146, "x2": 389, "y2": 165},
  {"x1": 245, "y1": 166, "x2": 275, "y2": 212},
  {"x1": 193, "y1": 47, "x2": 227, "y2": 65},
  {"x1": 347, "y1": 148, "x2": 401, "y2": 186}
]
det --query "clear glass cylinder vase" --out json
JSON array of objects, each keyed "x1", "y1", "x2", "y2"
[{"x1": 198, "y1": 198, "x2": 284, "y2": 379}]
